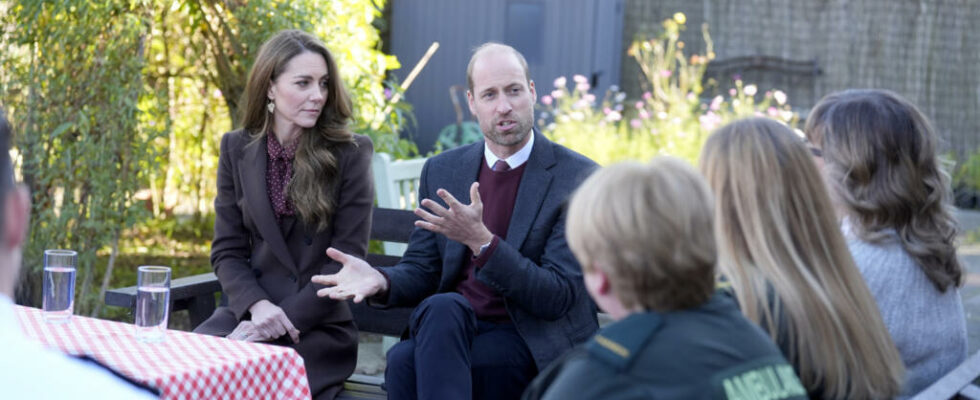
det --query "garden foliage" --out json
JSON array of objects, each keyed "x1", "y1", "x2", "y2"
[
  {"x1": 539, "y1": 13, "x2": 796, "y2": 165},
  {"x1": 0, "y1": 0, "x2": 410, "y2": 314}
]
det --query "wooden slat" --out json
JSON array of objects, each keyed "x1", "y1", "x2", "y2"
[
  {"x1": 912, "y1": 350, "x2": 980, "y2": 399},
  {"x1": 105, "y1": 272, "x2": 221, "y2": 310},
  {"x1": 960, "y1": 384, "x2": 980, "y2": 400},
  {"x1": 370, "y1": 208, "x2": 418, "y2": 243},
  {"x1": 338, "y1": 374, "x2": 387, "y2": 400}
]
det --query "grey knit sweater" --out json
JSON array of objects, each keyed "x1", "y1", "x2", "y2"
[{"x1": 844, "y1": 224, "x2": 967, "y2": 398}]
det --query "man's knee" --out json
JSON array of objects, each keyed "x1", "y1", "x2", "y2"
[
  {"x1": 386, "y1": 339, "x2": 414, "y2": 369},
  {"x1": 409, "y1": 292, "x2": 477, "y2": 341}
]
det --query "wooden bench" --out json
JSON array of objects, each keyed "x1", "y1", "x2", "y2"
[
  {"x1": 104, "y1": 206, "x2": 419, "y2": 399},
  {"x1": 912, "y1": 350, "x2": 980, "y2": 399}
]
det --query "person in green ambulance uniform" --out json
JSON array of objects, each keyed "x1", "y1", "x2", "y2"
[{"x1": 522, "y1": 158, "x2": 807, "y2": 400}]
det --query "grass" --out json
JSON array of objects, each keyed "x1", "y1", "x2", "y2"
[{"x1": 95, "y1": 213, "x2": 213, "y2": 323}]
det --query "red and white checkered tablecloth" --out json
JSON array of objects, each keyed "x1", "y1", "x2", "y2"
[{"x1": 15, "y1": 305, "x2": 312, "y2": 400}]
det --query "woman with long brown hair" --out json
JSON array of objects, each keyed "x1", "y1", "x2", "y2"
[
  {"x1": 700, "y1": 117, "x2": 904, "y2": 399},
  {"x1": 194, "y1": 30, "x2": 374, "y2": 400},
  {"x1": 805, "y1": 89, "x2": 967, "y2": 397}
]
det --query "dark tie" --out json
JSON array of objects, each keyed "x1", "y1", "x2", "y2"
[{"x1": 492, "y1": 160, "x2": 511, "y2": 172}]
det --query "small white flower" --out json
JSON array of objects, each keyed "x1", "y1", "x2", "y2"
[
  {"x1": 744, "y1": 84, "x2": 758, "y2": 96},
  {"x1": 773, "y1": 90, "x2": 787, "y2": 105}
]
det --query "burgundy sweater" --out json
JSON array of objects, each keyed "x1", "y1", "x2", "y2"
[{"x1": 456, "y1": 159, "x2": 527, "y2": 323}]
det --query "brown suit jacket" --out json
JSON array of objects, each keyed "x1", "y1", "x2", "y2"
[{"x1": 195, "y1": 129, "x2": 374, "y2": 399}]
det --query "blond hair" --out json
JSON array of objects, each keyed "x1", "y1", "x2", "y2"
[
  {"x1": 567, "y1": 157, "x2": 716, "y2": 312},
  {"x1": 805, "y1": 89, "x2": 962, "y2": 292},
  {"x1": 241, "y1": 30, "x2": 354, "y2": 232},
  {"x1": 701, "y1": 118, "x2": 904, "y2": 399}
]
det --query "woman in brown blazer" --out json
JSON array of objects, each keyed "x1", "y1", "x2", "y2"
[{"x1": 194, "y1": 30, "x2": 373, "y2": 400}]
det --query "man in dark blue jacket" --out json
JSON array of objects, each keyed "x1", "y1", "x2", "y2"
[{"x1": 313, "y1": 43, "x2": 598, "y2": 399}]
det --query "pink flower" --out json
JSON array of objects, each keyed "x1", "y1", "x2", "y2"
[
  {"x1": 551, "y1": 90, "x2": 564, "y2": 99},
  {"x1": 642, "y1": 92, "x2": 653, "y2": 100},
  {"x1": 576, "y1": 82, "x2": 590, "y2": 92},
  {"x1": 659, "y1": 70, "x2": 672, "y2": 78},
  {"x1": 573, "y1": 74, "x2": 588, "y2": 84},
  {"x1": 541, "y1": 95, "x2": 553, "y2": 105},
  {"x1": 603, "y1": 107, "x2": 612, "y2": 115},
  {"x1": 630, "y1": 119, "x2": 642, "y2": 129},
  {"x1": 710, "y1": 95, "x2": 723, "y2": 111},
  {"x1": 584, "y1": 94, "x2": 596, "y2": 104},
  {"x1": 553, "y1": 76, "x2": 567, "y2": 88},
  {"x1": 635, "y1": 101, "x2": 645, "y2": 109},
  {"x1": 767, "y1": 107, "x2": 779, "y2": 117},
  {"x1": 639, "y1": 110, "x2": 650, "y2": 120},
  {"x1": 699, "y1": 112, "x2": 722, "y2": 131},
  {"x1": 728, "y1": 88, "x2": 737, "y2": 96},
  {"x1": 606, "y1": 111, "x2": 622, "y2": 122}
]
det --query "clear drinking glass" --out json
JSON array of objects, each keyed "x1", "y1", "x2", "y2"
[
  {"x1": 42, "y1": 249, "x2": 77, "y2": 323},
  {"x1": 134, "y1": 266, "x2": 171, "y2": 343}
]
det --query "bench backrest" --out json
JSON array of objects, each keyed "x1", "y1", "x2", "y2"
[
  {"x1": 104, "y1": 207, "x2": 419, "y2": 337},
  {"x1": 371, "y1": 153, "x2": 426, "y2": 256},
  {"x1": 912, "y1": 350, "x2": 980, "y2": 399},
  {"x1": 354, "y1": 207, "x2": 418, "y2": 336}
]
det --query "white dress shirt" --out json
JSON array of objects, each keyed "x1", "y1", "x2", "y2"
[
  {"x1": 484, "y1": 131, "x2": 535, "y2": 170},
  {"x1": 0, "y1": 295, "x2": 157, "y2": 399}
]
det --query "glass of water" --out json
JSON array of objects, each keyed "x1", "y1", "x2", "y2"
[
  {"x1": 135, "y1": 265, "x2": 171, "y2": 343},
  {"x1": 42, "y1": 249, "x2": 77, "y2": 323}
]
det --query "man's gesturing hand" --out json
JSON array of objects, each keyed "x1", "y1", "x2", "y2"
[
  {"x1": 415, "y1": 182, "x2": 493, "y2": 253},
  {"x1": 312, "y1": 247, "x2": 387, "y2": 303}
]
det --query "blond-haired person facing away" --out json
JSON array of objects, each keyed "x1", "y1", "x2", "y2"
[
  {"x1": 806, "y1": 90, "x2": 967, "y2": 397},
  {"x1": 522, "y1": 158, "x2": 806, "y2": 400},
  {"x1": 700, "y1": 117, "x2": 905, "y2": 399}
]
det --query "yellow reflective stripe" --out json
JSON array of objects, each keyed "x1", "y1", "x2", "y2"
[{"x1": 594, "y1": 335, "x2": 629, "y2": 358}]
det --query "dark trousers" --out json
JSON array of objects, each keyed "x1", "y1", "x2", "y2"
[{"x1": 385, "y1": 293, "x2": 537, "y2": 400}]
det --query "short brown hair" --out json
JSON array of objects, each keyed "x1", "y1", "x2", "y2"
[
  {"x1": 466, "y1": 42, "x2": 530, "y2": 93},
  {"x1": 566, "y1": 157, "x2": 716, "y2": 312}
]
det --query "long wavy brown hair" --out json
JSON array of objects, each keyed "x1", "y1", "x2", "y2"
[
  {"x1": 240, "y1": 30, "x2": 354, "y2": 232},
  {"x1": 701, "y1": 118, "x2": 904, "y2": 399},
  {"x1": 805, "y1": 89, "x2": 962, "y2": 292}
]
